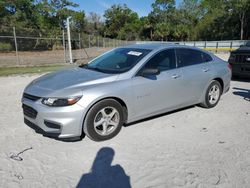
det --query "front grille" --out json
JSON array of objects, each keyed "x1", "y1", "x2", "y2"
[
  {"x1": 22, "y1": 104, "x2": 38, "y2": 119},
  {"x1": 23, "y1": 93, "x2": 41, "y2": 101},
  {"x1": 235, "y1": 54, "x2": 250, "y2": 64}
]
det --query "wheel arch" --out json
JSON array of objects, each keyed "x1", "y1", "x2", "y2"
[
  {"x1": 81, "y1": 96, "x2": 128, "y2": 136},
  {"x1": 213, "y1": 77, "x2": 224, "y2": 93},
  {"x1": 199, "y1": 77, "x2": 224, "y2": 103}
]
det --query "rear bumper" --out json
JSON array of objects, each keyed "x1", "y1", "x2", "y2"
[
  {"x1": 231, "y1": 63, "x2": 250, "y2": 77},
  {"x1": 22, "y1": 97, "x2": 87, "y2": 139}
]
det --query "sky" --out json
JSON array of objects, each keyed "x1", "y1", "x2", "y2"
[{"x1": 73, "y1": 0, "x2": 182, "y2": 17}]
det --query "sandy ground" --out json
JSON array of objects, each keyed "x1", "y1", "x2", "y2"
[
  {"x1": 214, "y1": 54, "x2": 230, "y2": 62},
  {"x1": 0, "y1": 73, "x2": 249, "y2": 188}
]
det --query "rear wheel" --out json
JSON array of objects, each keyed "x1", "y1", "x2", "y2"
[
  {"x1": 200, "y1": 80, "x2": 222, "y2": 108},
  {"x1": 83, "y1": 99, "x2": 124, "y2": 141}
]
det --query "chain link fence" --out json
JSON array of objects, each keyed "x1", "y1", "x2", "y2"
[
  {"x1": 0, "y1": 26, "x2": 131, "y2": 67},
  {"x1": 1, "y1": 26, "x2": 249, "y2": 67},
  {"x1": 136, "y1": 40, "x2": 249, "y2": 52}
]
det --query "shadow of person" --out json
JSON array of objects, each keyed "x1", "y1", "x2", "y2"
[
  {"x1": 233, "y1": 87, "x2": 250, "y2": 101},
  {"x1": 76, "y1": 147, "x2": 131, "y2": 188}
]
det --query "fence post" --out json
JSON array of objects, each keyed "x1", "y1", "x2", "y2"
[
  {"x1": 13, "y1": 27, "x2": 20, "y2": 65},
  {"x1": 88, "y1": 35, "x2": 91, "y2": 48},
  {"x1": 62, "y1": 30, "x2": 66, "y2": 63},
  {"x1": 103, "y1": 38, "x2": 105, "y2": 48},
  {"x1": 230, "y1": 41, "x2": 233, "y2": 51},
  {"x1": 97, "y1": 36, "x2": 100, "y2": 48},
  {"x1": 204, "y1": 41, "x2": 207, "y2": 49},
  {"x1": 78, "y1": 33, "x2": 81, "y2": 49},
  {"x1": 95, "y1": 35, "x2": 97, "y2": 47},
  {"x1": 216, "y1": 42, "x2": 218, "y2": 53}
]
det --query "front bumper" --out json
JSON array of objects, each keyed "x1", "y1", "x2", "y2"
[{"x1": 22, "y1": 97, "x2": 87, "y2": 139}]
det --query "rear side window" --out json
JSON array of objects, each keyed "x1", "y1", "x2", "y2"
[
  {"x1": 143, "y1": 49, "x2": 176, "y2": 72},
  {"x1": 202, "y1": 52, "x2": 213, "y2": 62},
  {"x1": 176, "y1": 48, "x2": 203, "y2": 67}
]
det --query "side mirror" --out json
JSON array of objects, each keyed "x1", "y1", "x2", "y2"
[{"x1": 140, "y1": 68, "x2": 160, "y2": 76}]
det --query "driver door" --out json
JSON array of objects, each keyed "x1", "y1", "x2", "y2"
[{"x1": 131, "y1": 49, "x2": 184, "y2": 119}]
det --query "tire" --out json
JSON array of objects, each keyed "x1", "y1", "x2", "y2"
[
  {"x1": 83, "y1": 99, "x2": 124, "y2": 141},
  {"x1": 200, "y1": 80, "x2": 222, "y2": 108}
]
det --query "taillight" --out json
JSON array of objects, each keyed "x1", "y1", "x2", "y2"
[
  {"x1": 228, "y1": 54, "x2": 235, "y2": 63},
  {"x1": 228, "y1": 63, "x2": 232, "y2": 71}
]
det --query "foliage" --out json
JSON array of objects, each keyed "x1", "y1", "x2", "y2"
[
  {"x1": 103, "y1": 4, "x2": 141, "y2": 40},
  {"x1": 0, "y1": 0, "x2": 250, "y2": 42},
  {"x1": 85, "y1": 12, "x2": 104, "y2": 34},
  {"x1": 0, "y1": 42, "x2": 12, "y2": 51}
]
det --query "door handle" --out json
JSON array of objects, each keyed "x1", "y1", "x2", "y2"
[
  {"x1": 172, "y1": 74, "x2": 181, "y2": 79},
  {"x1": 202, "y1": 68, "x2": 210, "y2": 72}
]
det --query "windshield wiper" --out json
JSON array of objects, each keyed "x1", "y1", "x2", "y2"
[
  {"x1": 79, "y1": 64, "x2": 106, "y2": 73},
  {"x1": 79, "y1": 64, "x2": 89, "y2": 68}
]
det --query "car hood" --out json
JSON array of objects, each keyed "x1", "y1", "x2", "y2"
[{"x1": 24, "y1": 67, "x2": 119, "y2": 97}]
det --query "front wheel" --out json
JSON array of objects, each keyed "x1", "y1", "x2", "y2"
[
  {"x1": 200, "y1": 80, "x2": 222, "y2": 108},
  {"x1": 83, "y1": 99, "x2": 124, "y2": 141}
]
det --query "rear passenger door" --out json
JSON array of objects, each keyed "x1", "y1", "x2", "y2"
[{"x1": 176, "y1": 48, "x2": 213, "y2": 103}]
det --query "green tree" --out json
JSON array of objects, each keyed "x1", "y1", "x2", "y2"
[
  {"x1": 103, "y1": 4, "x2": 140, "y2": 39},
  {"x1": 227, "y1": 0, "x2": 250, "y2": 39},
  {"x1": 85, "y1": 12, "x2": 103, "y2": 35},
  {"x1": 194, "y1": 0, "x2": 250, "y2": 40},
  {"x1": 0, "y1": 0, "x2": 37, "y2": 28},
  {"x1": 149, "y1": 0, "x2": 176, "y2": 40}
]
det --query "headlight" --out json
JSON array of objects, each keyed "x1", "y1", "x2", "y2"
[{"x1": 41, "y1": 96, "x2": 82, "y2": 107}]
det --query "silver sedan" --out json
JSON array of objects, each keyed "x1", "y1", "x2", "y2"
[{"x1": 22, "y1": 43, "x2": 231, "y2": 141}]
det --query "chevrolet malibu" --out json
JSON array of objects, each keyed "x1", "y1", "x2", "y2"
[{"x1": 22, "y1": 43, "x2": 231, "y2": 141}]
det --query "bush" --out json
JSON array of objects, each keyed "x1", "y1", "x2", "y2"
[
  {"x1": 52, "y1": 40, "x2": 64, "y2": 50},
  {"x1": 0, "y1": 42, "x2": 12, "y2": 51}
]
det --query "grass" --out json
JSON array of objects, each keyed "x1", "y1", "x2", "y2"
[{"x1": 0, "y1": 64, "x2": 76, "y2": 76}]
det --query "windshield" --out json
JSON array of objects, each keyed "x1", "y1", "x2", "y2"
[{"x1": 80, "y1": 48, "x2": 151, "y2": 74}]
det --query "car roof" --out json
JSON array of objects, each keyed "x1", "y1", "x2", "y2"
[
  {"x1": 121, "y1": 42, "x2": 213, "y2": 56},
  {"x1": 123, "y1": 43, "x2": 179, "y2": 50}
]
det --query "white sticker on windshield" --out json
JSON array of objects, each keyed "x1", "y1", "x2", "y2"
[{"x1": 127, "y1": 51, "x2": 142, "y2": 56}]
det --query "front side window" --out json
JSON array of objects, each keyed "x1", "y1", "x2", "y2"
[
  {"x1": 143, "y1": 49, "x2": 176, "y2": 72},
  {"x1": 176, "y1": 48, "x2": 203, "y2": 67},
  {"x1": 80, "y1": 48, "x2": 151, "y2": 74}
]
